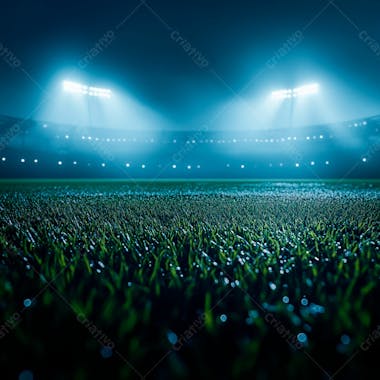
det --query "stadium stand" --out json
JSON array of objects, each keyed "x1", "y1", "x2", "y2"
[{"x1": 0, "y1": 114, "x2": 379, "y2": 178}]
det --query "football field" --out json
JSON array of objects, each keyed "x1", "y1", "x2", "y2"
[{"x1": 0, "y1": 180, "x2": 379, "y2": 379}]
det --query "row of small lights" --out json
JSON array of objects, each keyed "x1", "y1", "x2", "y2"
[
  {"x1": 0, "y1": 157, "x2": 370, "y2": 167},
  {"x1": 44, "y1": 120, "x2": 368, "y2": 133},
  {"x1": 62, "y1": 135, "x2": 331, "y2": 144},
  {"x1": 183, "y1": 135, "x2": 330, "y2": 144},
  {"x1": 348, "y1": 121, "x2": 367, "y2": 128},
  {"x1": 46, "y1": 119, "x2": 370, "y2": 144}
]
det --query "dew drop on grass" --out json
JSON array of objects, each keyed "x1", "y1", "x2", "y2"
[
  {"x1": 248, "y1": 310, "x2": 259, "y2": 318},
  {"x1": 287, "y1": 304, "x2": 295, "y2": 312},
  {"x1": 341, "y1": 335, "x2": 350, "y2": 345},
  {"x1": 100, "y1": 346, "x2": 113, "y2": 359},
  {"x1": 269, "y1": 282, "x2": 276, "y2": 291},
  {"x1": 282, "y1": 296, "x2": 289, "y2": 304},
  {"x1": 23, "y1": 298, "x2": 32, "y2": 308},
  {"x1": 220, "y1": 314, "x2": 227, "y2": 323},
  {"x1": 301, "y1": 298, "x2": 309, "y2": 306},
  {"x1": 297, "y1": 333, "x2": 308, "y2": 344},
  {"x1": 309, "y1": 303, "x2": 325, "y2": 314},
  {"x1": 167, "y1": 331, "x2": 178, "y2": 345}
]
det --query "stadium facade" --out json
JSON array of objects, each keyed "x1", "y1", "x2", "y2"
[{"x1": 0, "y1": 114, "x2": 379, "y2": 178}]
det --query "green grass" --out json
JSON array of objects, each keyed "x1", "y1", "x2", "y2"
[{"x1": 0, "y1": 180, "x2": 379, "y2": 379}]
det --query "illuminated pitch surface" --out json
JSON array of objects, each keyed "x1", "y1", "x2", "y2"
[{"x1": 0, "y1": 180, "x2": 379, "y2": 379}]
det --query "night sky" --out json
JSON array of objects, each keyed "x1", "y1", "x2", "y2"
[{"x1": 1, "y1": 0, "x2": 379, "y2": 129}]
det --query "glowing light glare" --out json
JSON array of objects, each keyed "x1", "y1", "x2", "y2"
[
  {"x1": 88, "y1": 86, "x2": 112, "y2": 98},
  {"x1": 271, "y1": 83, "x2": 320, "y2": 100},
  {"x1": 62, "y1": 80, "x2": 112, "y2": 98},
  {"x1": 63, "y1": 80, "x2": 87, "y2": 94},
  {"x1": 271, "y1": 88, "x2": 292, "y2": 100},
  {"x1": 293, "y1": 83, "x2": 319, "y2": 97}
]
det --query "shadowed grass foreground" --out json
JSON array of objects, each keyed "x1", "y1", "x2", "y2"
[{"x1": 0, "y1": 180, "x2": 379, "y2": 379}]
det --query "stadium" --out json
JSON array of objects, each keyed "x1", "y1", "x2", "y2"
[
  {"x1": 1, "y1": 1, "x2": 380, "y2": 380},
  {"x1": 1, "y1": 111, "x2": 379, "y2": 178}
]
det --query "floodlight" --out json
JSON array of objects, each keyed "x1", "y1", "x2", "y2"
[
  {"x1": 88, "y1": 86, "x2": 112, "y2": 98},
  {"x1": 292, "y1": 83, "x2": 319, "y2": 97},
  {"x1": 271, "y1": 89, "x2": 292, "y2": 100},
  {"x1": 62, "y1": 80, "x2": 112, "y2": 98},
  {"x1": 63, "y1": 80, "x2": 88, "y2": 94},
  {"x1": 271, "y1": 83, "x2": 319, "y2": 100}
]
